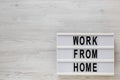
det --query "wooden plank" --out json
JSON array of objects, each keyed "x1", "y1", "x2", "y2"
[{"x1": 0, "y1": 0, "x2": 120, "y2": 80}]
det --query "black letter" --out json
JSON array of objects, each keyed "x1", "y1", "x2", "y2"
[
  {"x1": 80, "y1": 63, "x2": 85, "y2": 72},
  {"x1": 74, "y1": 49, "x2": 78, "y2": 58},
  {"x1": 93, "y1": 63, "x2": 97, "y2": 72},
  {"x1": 86, "y1": 50, "x2": 91, "y2": 58},
  {"x1": 92, "y1": 49, "x2": 97, "y2": 58},
  {"x1": 80, "y1": 36, "x2": 85, "y2": 45},
  {"x1": 80, "y1": 49, "x2": 84, "y2": 58},
  {"x1": 93, "y1": 36, "x2": 97, "y2": 45},
  {"x1": 86, "y1": 63, "x2": 91, "y2": 72},
  {"x1": 74, "y1": 63, "x2": 78, "y2": 72},
  {"x1": 86, "y1": 36, "x2": 91, "y2": 45},
  {"x1": 73, "y1": 36, "x2": 79, "y2": 45}
]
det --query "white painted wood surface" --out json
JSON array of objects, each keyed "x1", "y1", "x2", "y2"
[{"x1": 0, "y1": 0, "x2": 120, "y2": 80}]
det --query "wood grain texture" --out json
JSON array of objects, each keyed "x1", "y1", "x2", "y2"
[{"x1": 0, "y1": 0, "x2": 120, "y2": 80}]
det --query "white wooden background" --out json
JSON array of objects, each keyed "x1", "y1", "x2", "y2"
[{"x1": 0, "y1": 0, "x2": 120, "y2": 80}]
